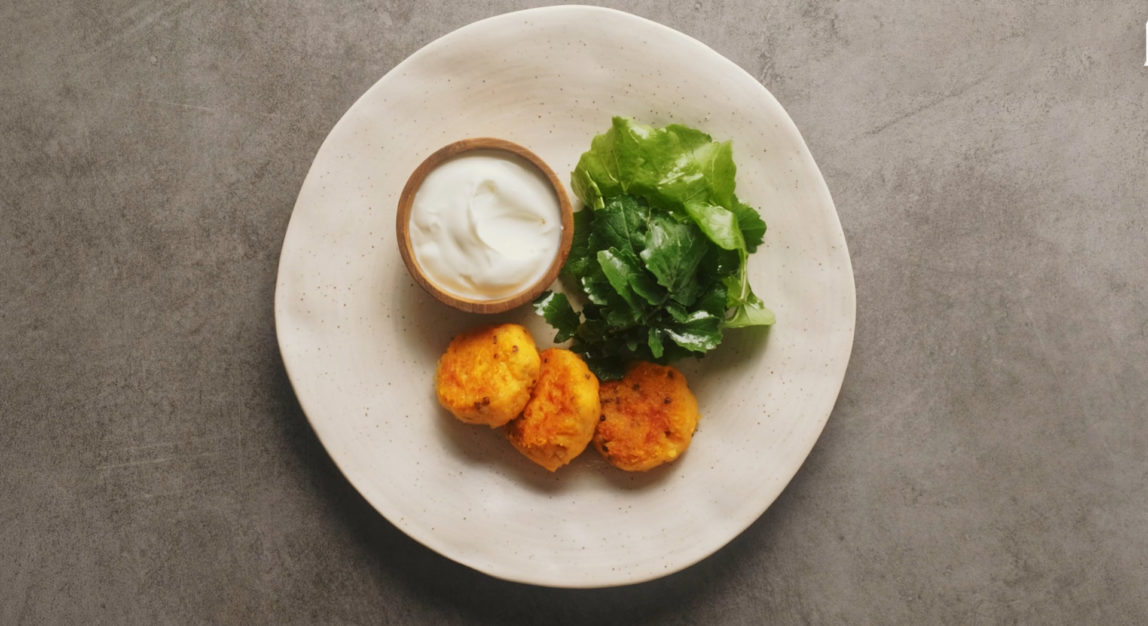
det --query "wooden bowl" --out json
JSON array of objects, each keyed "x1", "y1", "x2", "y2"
[{"x1": 396, "y1": 138, "x2": 574, "y2": 314}]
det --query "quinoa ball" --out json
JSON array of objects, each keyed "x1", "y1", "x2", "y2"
[
  {"x1": 507, "y1": 348, "x2": 600, "y2": 471},
  {"x1": 435, "y1": 323, "x2": 541, "y2": 427},
  {"x1": 593, "y1": 362, "x2": 700, "y2": 471}
]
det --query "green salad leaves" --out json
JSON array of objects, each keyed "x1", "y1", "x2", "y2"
[{"x1": 535, "y1": 117, "x2": 774, "y2": 379}]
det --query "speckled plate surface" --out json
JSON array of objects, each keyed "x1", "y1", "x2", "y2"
[{"x1": 275, "y1": 5, "x2": 854, "y2": 588}]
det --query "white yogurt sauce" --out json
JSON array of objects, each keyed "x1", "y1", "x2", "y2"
[{"x1": 409, "y1": 150, "x2": 563, "y2": 300}]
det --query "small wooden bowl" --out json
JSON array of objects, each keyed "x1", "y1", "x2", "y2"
[{"x1": 396, "y1": 138, "x2": 574, "y2": 314}]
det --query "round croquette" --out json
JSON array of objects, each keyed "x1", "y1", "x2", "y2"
[
  {"x1": 594, "y1": 362, "x2": 700, "y2": 471},
  {"x1": 507, "y1": 349, "x2": 600, "y2": 471},
  {"x1": 435, "y1": 323, "x2": 541, "y2": 427}
]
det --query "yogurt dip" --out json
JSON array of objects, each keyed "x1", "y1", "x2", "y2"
[{"x1": 408, "y1": 150, "x2": 564, "y2": 301}]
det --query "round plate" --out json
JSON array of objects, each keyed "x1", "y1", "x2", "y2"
[{"x1": 275, "y1": 6, "x2": 855, "y2": 588}]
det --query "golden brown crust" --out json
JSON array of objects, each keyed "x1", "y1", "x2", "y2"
[
  {"x1": 434, "y1": 323, "x2": 541, "y2": 427},
  {"x1": 507, "y1": 349, "x2": 601, "y2": 471},
  {"x1": 593, "y1": 362, "x2": 700, "y2": 471}
]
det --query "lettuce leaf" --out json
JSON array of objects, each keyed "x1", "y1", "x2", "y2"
[
  {"x1": 538, "y1": 117, "x2": 773, "y2": 379},
  {"x1": 533, "y1": 292, "x2": 579, "y2": 343},
  {"x1": 571, "y1": 117, "x2": 749, "y2": 230}
]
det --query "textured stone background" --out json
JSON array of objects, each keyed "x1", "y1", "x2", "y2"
[{"x1": 3, "y1": 1, "x2": 1147, "y2": 623}]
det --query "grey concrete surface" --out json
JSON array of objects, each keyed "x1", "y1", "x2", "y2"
[{"x1": 3, "y1": 1, "x2": 1147, "y2": 623}]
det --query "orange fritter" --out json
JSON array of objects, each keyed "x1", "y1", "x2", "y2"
[
  {"x1": 507, "y1": 349, "x2": 601, "y2": 471},
  {"x1": 435, "y1": 323, "x2": 541, "y2": 428},
  {"x1": 593, "y1": 362, "x2": 700, "y2": 471}
]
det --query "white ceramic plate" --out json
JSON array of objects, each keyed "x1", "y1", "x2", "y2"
[{"x1": 275, "y1": 6, "x2": 854, "y2": 588}]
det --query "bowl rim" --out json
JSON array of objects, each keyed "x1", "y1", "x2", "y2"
[{"x1": 395, "y1": 137, "x2": 574, "y2": 314}]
